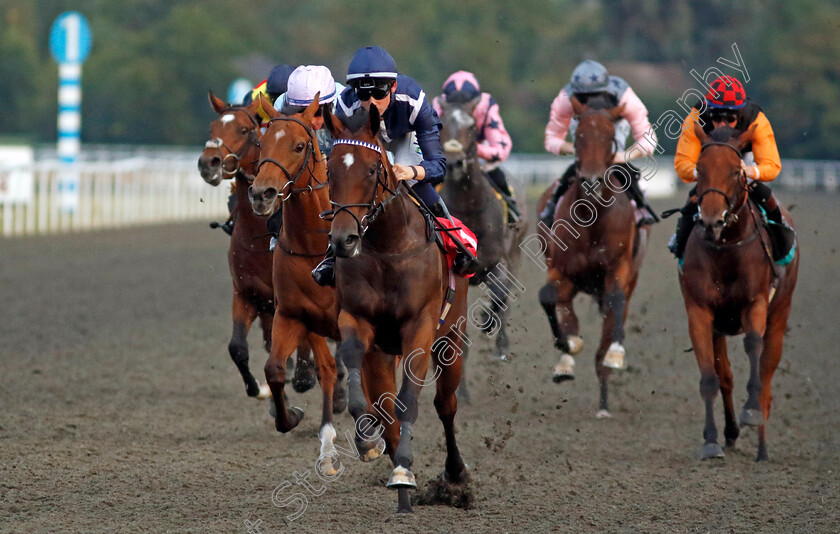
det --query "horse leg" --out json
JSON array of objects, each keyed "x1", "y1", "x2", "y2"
[
  {"x1": 292, "y1": 342, "x2": 318, "y2": 393},
  {"x1": 484, "y1": 264, "x2": 514, "y2": 361},
  {"x1": 264, "y1": 315, "x2": 306, "y2": 432},
  {"x1": 306, "y1": 333, "x2": 342, "y2": 477},
  {"x1": 230, "y1": 292, "x2": 261, "y2": 397},
  {"x1": 601, "y1": 272, "x2": 629, "y2": 371},
  {"x1": 755, "y1": 302, "x2": 790, "y2": 461},
  {"x1": 739, "y1": 301, "x2": 769, "y2": 428},
  {"x1": 432, "y1": 341, "x2": 467, "y2": 484},
  {"x1": 713, "y1": 335, "x2": 740, "y2": 448},
  {"x1": 336, "y1": 312, "x2": 375, "y2": 424},
  {"x1": 357, "y1": 348, "x2": 397, "y2": 463},
  {"x1": 540, "y1": 275, "x2": 580, "y2": 382},
  {"x1": 332, "y1": 342, "x2": 347, "y2": 414},
  {"x1": 686, "y1": 303, "x2": 724, "y2": 459},
  {"x1": 456, "y1": 342, "x2": 471, "y2": 404}
]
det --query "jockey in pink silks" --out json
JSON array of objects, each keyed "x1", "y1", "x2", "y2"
[{"x1": 432, "y1": 70, "x2": 520, "y2": 221}]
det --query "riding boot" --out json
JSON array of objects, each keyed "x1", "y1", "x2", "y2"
[
  {"x1": 748, "y1": 182, "x2": 795, "y2": 261},
  {"x1": 311, "y1": 243, "x2": 336, "y2": 287},
  {"x1": 430, "y1": 199, "x2": 479, "y2": 276},
  {"x1": 539, "y1": 163, "x2": 576, "y2": 227},
  {"x1": 667, "y1": 198, "x2": 699, "y2": 260},
  {"x1": 487, "y1": 167, "x2": 521, "y2": 223},
  {"x1": 266, "y1": 204, "x2": 283, "y2": 237}
]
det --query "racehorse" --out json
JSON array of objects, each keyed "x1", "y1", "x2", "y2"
[
  {"x1": 198, "y1": 91, "x2": 316, "y2": 399},
  {"x1": 247, "y1": 94, "x2": 348, "y2": 475},
  {"x1": 680, "y1": 124, "x2": 799, "y2": 461},
  {"x1": 436, "y1": 97, "x2": 527, "y2": 383},
  {"x1": 324, "y1": 105, "x2": 470, "y2": 513},
  {"x1": 536, "y1": 97, "x2": 648, "y2": 417}
]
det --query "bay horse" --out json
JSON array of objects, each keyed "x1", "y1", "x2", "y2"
[
  {"x1": 537, "y1": 97, "x2": 648, "y2": 418},
  {"x1": 248, "y1": 94, "x2": 349, "y2": 475},
  {"x1": 324, "y1": 106, "x2": 470, "y2": 513},
  {"x1": 437, "y1": 97, "x2": 528, "y2": 377},
  {"x1": 198, "y1": 91, "x2": 316, "y2": 399},
  {"x1": 680, "y1": 124, "x2": 799, "y2": 461}
]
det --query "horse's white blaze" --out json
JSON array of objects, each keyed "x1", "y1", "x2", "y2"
[
  {"x1": 451, "y1": 108, "x2": 474, "y2": 128},
  {"x1": 220, "y1": 114, "x2": 235, "y2": 124},
  {"x1": 603, "y1": 342, "x2": 626, "y2": 369},
  {"x1": 342, "y1": 153, "x2": 354, "y2": 169},
  {"x1": 319, "y1": 423, "x2": 337, "y2": 457},
  {"x1": 274, "y1": 130, "x2": 286, "y2": 142}
]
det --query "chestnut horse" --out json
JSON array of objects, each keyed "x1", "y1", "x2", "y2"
[
  {"x1": 248, "y1": 94, "x2": 348, "y2": 475},
  {"x1": 681, "y1": 124, "x2": 798, "y2": 461},
  {"x1": 324, "y1": 106, "x2": 470, "y2": 513},
  {"x1": 437, "y1": 97, "x2": 527, "y2": 374},
  {"x1": 198, "y1": 92, "x2": 315, "y2": 399},
  {"x1": 537, "y1": 98, "x2": 648, "y2": 417}
]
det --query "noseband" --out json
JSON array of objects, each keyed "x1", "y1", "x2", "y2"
[
  {"x1": 256, "y1": 116, "x2": 326, "y2": 202},
  {"x1": 695, "y1": 141, "x2": 749, "y2": 227},
  {"x1": 321, "y1": 138, "x2": 401, "y2": 236},
  {"x1": 205, "y1": 107, "x2": 261, "y2": 178}
]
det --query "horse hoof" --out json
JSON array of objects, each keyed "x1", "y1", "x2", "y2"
[
  {"x1": 386, "y1": 466, "x2": 417, "y2": 489},
  {"x1": 360, "y1": 438, "x2": 386, "y2": 462},
  {"x1": 552, "y1": 354, "x2": 575, "y2": 382},
  {"x1": 739, "y1": 408, "x2": 764, "y2": 427},
  {"x1": 245, "y1": 380, "x2": 261, "y2": 398},
  {"x1": 290, "y1": 406, "x2": 304, "y2": 420},
  {"x1": 701, "y1": 443, "x2": 725, "y2": 459},
  {"x1": 595, "y1": 409, "x2": 612, "y2": 419},
  {"x1": 256, "y1": 382, "x2": 272, "y2": 400},
  {"x1": 491, "y1": 353, "x2": 509, "y2": 362},
  {"x1": 292, "y1": 362, "x2": 317, "y2": 394},
  {"x1": 318, "y1": 454, "x2": 342, "y2": 477},
  {"x1": 567, "y1": 335, "x2": 584, "y2": 355},
  {"x1": 603, "y1": 342, "x2": 626, "y2": 369}
]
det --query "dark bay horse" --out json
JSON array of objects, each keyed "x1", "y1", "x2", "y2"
[
  {"x1": 537, "y1": 98, "x2": 648, "y2": 418},
  {"x1": 437, "y1": 97, "x2": 527, "y2": 374},
  {"x1": 247, "y1": 94, "x2": 349, "y2": 475},
  {"x1": 324, "y1": 106, "x2": 470, "y2": 513},
  {"x1": 681, "y1": 124, "x2": 799, "y2": 461},
  {"x1": 198, "y1": 91, "x2": 315, "y2": 399}
]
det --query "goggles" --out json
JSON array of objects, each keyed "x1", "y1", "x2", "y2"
[
  {"x1": 709, "y1": 109, "x2": 738, "y2": 123},
  {"x1": 355, "y1": 82, "x2": 393, "y2": 101}
]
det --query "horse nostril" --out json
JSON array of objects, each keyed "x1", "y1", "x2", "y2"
[
  {"x1": 264, "y1": 188, "x2": 277, "y2": 201},
  {"x1": 344, "y1": 235, "x2": 358, "y2": 247}
]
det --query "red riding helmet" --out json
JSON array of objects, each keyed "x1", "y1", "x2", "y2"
[{"x1": 705, "y1": 75, "x2": 746, "y2": 109}]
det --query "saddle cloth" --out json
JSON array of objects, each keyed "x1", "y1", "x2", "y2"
[{"x1": 435, "y1": 216, "x2": 479, "y2": 279}]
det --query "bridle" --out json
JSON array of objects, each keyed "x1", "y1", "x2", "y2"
[
  {"x1": 205, "y1": 106, "x2": 261, "y2": 179},
  {"x1": 256, "y1": 116, "x2": 327, "y2": 202},
  {"x1": 320, "y1": 138, "x2": 402, "y2": 236},
  {"x1": 695, "y1": 141, "x2": 749, "y2": 228},
  {"x1": 573, "y1": 108, "x2": 619, "y2": 181}
]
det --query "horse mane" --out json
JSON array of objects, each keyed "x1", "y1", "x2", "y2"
[
  {"x1": 578, "y1": 92, "x2": 618, "y2": 111},
  {"x1": 340, "y1": 106, "x2": 372, "y2": 134}
]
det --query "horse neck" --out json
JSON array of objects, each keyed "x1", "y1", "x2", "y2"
[
  {"x1": 448, "y1": 154, "x2": 492, "y2": 207},
  {"x1": 364, "y1": 186, "x2": 427, "y2": 253},
  {"x1": 280, "y1": 157, "x2": 330, "y2": 249}
]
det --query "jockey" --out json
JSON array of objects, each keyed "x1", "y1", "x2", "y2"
[
  {"x1": 274, "y1": 65, "x2": 345, "y2": 159},
  {"x1": 669, "y1": 75, "x2": 794, "y2": 261},
  {"x1": 264, "y1": 65, "x2": 341, "y2": 238},
  {"x1": 217, "y1": 64, "x2": 295, "y2": 236},
  {"x1": 540, "y1": 60, "x2": 658, "y2": 227},
  {"x1": 311, "y1": 45, "x2": 479, "y2": 287},
  {"x1": 431, "y1": 70, "x2": 520, "y2": 222}
]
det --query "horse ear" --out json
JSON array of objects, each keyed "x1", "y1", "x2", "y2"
[
  {"x1": 209, "y1": 91, "x2": 227, "y2": 114},
  {"x1": 610, "y1": 103, "x2": 626, "y2": 121},
  {"x1": 736, "y1": 124, "x2": 757, "y2": 152},
  {"x1": 693, "y1": 120, "x2": 708, "y2": 145},
  {"x1": 467, "y1": 95, "x2": 482, "y2": 113},
  {"x1": 302, "y1": 92, "x2": 321, "y2": 122},
  {"x1": 324, "y1": 106, "x2": 343, "y2": 137},
  {"x1": 368, "y1": 105, "x2": 381, "y2": 137},
  {"x1": 570, "y1": 95, "x2": 585, "y2": 116},
  {"x1": 257, "y1": 93, "x2": 279, "y2": 120}
]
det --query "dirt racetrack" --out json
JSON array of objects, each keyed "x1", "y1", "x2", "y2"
[{"x1": 2, "y1": 190, "x2": 839, "y2": 533}]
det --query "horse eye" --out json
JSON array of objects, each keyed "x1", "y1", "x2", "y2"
[
  {"x1": 368, "y1": 165, "x2": 377, "y2": 176},
  {"x1": 240, "y1": 127, "x2": 248, "y2": 135},
  {"x1": 295, "y1": 143, "x2": 305, "y2": 153}
]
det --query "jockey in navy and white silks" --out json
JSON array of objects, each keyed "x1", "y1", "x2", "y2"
[{"x1": 311, "y1": 46, "x2": 478, "y2": 286}]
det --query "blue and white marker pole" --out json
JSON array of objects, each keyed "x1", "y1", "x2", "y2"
[{"x1": 49, "y1": 12, "x2": 92, "y2": 213}]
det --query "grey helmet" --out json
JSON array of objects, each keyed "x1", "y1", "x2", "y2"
[{"x1": 569, "y1": 60, "x2": 609, "y2": 94}]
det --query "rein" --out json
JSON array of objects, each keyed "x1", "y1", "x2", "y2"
[
  {"x1": 257, "y1": 116, "x2": 327, "y2": 202},
  {"x1": 696, "y1": 141, "x2": 750, "y2": 228},
  {"x1": 205, "y1": 106, "x2": 261, "y2": 179}
]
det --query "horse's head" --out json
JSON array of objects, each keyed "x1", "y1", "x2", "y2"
[
  {"x1": 248, "y1": 94, "x2": 320, "y2": 216},
  {"x1": 694, "y1": 123, "x2": 755, "y2": 242},
  {"x1": 571, "y1": 96, "x2": 624, "y2": 182},
  {"x1": 439, "y1": 97, "x2": 479, "y2": 183},
  {"x1": 324, "y1": 105, "x2": 395, "y2": 258},
  {"x1": 198, "y1": 91, "x2": 262, "y2": 186}
]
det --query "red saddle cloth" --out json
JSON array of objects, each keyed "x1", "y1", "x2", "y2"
[{"x1": 435, "y1": 216, "x2": 479, "y2": 278}]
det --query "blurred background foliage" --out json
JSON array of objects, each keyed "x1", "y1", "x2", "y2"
[{"x1": 1, "y1": 0, "x2": 838, "y2": 157}]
